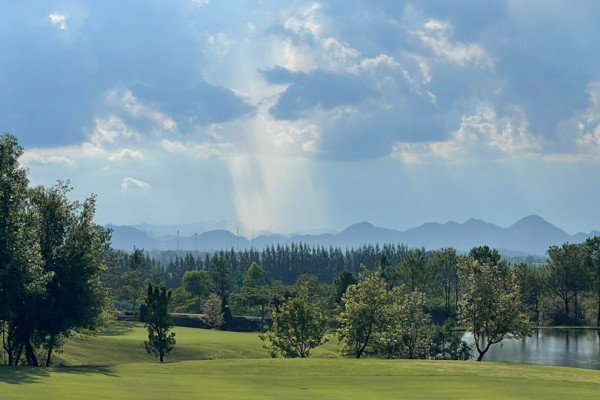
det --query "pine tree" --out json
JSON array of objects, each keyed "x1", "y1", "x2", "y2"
[{"x1": 144, "y1": 283, "x2": 175, "y2": 363}]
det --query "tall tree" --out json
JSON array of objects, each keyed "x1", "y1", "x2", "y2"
[
  {"x1": 546, "y1": 243, "x2": 589, "y2": 325},
  {"x1": 30, "y1": 182, "x2": 111, "y2": 366},
  {"x1": 144, "y1": 283, "x2": 176, "y2": 363},
  {"x1": 584, "y1": 237, "x2": 600, "y2": 327},
  {"x1": 458, "y1": 259, "x2": 530, "y2": 361},
  {"x1": 208, "y1": 255, "x2": 233, "y2": 329},
  {"x1": 0, "y1": 134, "x2": 48, "y2": 366},
  {"x1": 337, "y1": 268, "x2": 392, "y2": 358},
  {"x1": 120, "y1": 247, "x2": 146, "y2": 312},
  {"x1": 259, "y1": 287, "x2": 327, "y2": 358},
  {"x1": 333, "y1": 271, "x2": 357, "y2": 304},
  {"x1": 398, "y1": 248, "x2": 427, "y2": 292},
  {"x1": 429, "y1": 248, "x2": 459, "y2": 315}
]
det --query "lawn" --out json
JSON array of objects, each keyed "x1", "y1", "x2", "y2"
[{"x1": 1, "y1": 322, "x2": 599, "y2": 399}]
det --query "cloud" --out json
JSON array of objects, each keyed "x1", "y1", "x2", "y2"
[
  {"x1": 120, "y1": 177, "x2": 150, "y2": 190},
  {"x1": 21, "y1": 143, "x2": 106, "y2": 166},
  {"x1": 108, "y1": 149, "x2": 143, "y2": 162},
  {"x1": 207, "y1": 32, "x2": 235, "y2": 60},
  {"x1": 414, "y1": 19, "x2": 493, "y2": 69},
  {"x1": 160, "y1": 139, "x2": 188, "y2": 154},
  {"x1": 192, "y1": 0, "x2": 209, "y2": 8},
  {"x1": 90, "y1": 116, "x2": 137, "y2": 145},
  {"x1": 391, "y1": 105, "x2": 541, "y2": 163},
  {"x1": 48, "y1": 13, "x2": 68, "y2": 30},
  {"x1": 262, "y1": 68, "x2": 374, "y2": 120},
  {"x1": 129, "y1": 82, "x2": 254, "y2": 129},
  {"x1": 160, "y1": 139, "x2": 231, "y2": 159},
  {"x1": 106, "y1": 90, "x2": 177, "y2": 132}
]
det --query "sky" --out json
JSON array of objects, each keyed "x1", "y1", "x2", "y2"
[{"x1": 3, "y1": 0, "x2": 600, "y2": 235}]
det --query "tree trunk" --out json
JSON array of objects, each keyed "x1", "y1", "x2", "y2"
[
  {"x1": 596, "y1": 295, "x2": 600, "y2": 328},
  {"x1": 45, "y1": 334, "x2": 56, "y2": 367},
  {"x1": 574, "y1": 292, "x2": 579, "y2": 326},
  {"x1": 25, "y1": 338, "x2": 39, "y2": 366},
  {"x1": 14, "y1": 343, "x2": 23, "y2": 367}
]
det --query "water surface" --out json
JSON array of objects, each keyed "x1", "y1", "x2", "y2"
[{"x1": 463, "y1": 329, "x2": 600, "y2": 370}]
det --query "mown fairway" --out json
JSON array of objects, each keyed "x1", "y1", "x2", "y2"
[{"x1": 1, "y1": 322, "x2": 599, "y2": 399}]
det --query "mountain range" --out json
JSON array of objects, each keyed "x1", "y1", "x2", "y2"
[{"x1": 107, "y1": 215, "x2": 599, "y2": 256}]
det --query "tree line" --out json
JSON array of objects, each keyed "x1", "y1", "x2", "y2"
[
  {"x1": 108, "y1": 240, "x2": 600, "y2": 329},
  {"x1": 3, "y1": 133, "x2": 600, "y2": 365}
]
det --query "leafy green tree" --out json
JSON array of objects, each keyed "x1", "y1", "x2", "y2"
[
  {"x1": 337, "y1": 268, "x2": 392, "y2": 358},
  {"x1": 181, "y1": 269, "x2": 213, "y2": 312},
  {"x1": 376, "y1": 290, "x2": 432, "y2": 359},
  {"x1": 120, "y1": 247, "x2": 146, "y2": 312},
  {"x1": 144, "y1": 283, "x2": 176, "y2": 363},
  {"x1": 259, "y1": 287, "x2": 327, "y2": 358},
  {"x1": 333, "y1": 271, "x2": 357, "y2": 304},
  {"x1": 428, "y1": 322, "x2": 472, "y2": 360},
  {"x1": 243, "y1": 261, "x2": 268, "y2": 287},
  {"x1": 397, "y1": 291, "x2": 432, "y2": 359},
  {"x1": 584, "y1": 237, "x2": 600, "y2": 327},
  {"x1": 458, "y1": 259, "x2": 530, "y2": 361},
  {"x1": 398, "y1": 248, "x2": 428, "y2": 292},
  {"x1": 469, "y1": 245, "x2": 501, "y2": 266},
  {"x1": 208, "y1": 255, "x2": 233, "y2": 329},
  {"x1": 513, "y1": 262, "x2": 544, "y2": 326},
  {"x1": 30, "y1": 182, "x2": 111, "y2": 366},
  {"x1": 545, "y1": 243, "x2": 589, "y2": 325},
  {"x1": 0, "y1": 134, "x2": 48, "y2": 366},
  {"x1": 203, "y1": 294, "x2": 224, "y2": 329},
  {"x1": 429, "y1": 248, "x2": 459, "y2": 315}
]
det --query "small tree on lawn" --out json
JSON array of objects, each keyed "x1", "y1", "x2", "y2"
[
  {"x1": 259, "y1": 287, "x2": 327, "y2": 358},
  {"x1": 144, "y1": 283, "x2": 175, "y2": 363}
]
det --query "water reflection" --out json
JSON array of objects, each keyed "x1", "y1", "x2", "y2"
[{"x1": 462, "y1": 329, "x2": 600, "y2": 370}]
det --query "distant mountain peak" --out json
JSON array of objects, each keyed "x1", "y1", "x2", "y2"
[
  {"x1": 341, "y1": 221, "x2": 376, "y2": 233},
  {"x1": 510, "y1": 215, "x2": 562, "y2": 231}
]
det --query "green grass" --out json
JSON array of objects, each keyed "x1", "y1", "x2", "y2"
[{"x1": 1, "y1": 322, "x2": 599, "y2": 399}]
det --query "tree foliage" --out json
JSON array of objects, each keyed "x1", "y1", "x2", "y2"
[
  {"x1": 1, "y1": 135, "x2": 109, "y2": 366},
  {"x1": 337, "y1": 269, "x2": 392, "y2": 358},
  {"x1": 259, "y1": 287, "x2": 327, "y2": 358},
  {"x1": 458, "y1": 258, "x2": 530, "y2": 361},
  {"x1": 144, "y1": 283, "x2": 175, "y2": 363}
]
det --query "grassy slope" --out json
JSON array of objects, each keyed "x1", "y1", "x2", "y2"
[{"x1": 1, "y1": 322, "x2": 599, "y2": 399}]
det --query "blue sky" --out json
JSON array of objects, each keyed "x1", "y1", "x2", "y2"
[{"x1": 3, "y1": 0, "x2": 600, "y2": 234}]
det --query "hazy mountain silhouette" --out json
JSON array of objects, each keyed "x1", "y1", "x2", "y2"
[{"x1": 107, "y1": 215, "x2": 597, "y2": 255}]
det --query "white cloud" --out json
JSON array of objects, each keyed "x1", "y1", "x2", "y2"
[
  {"x1": 283, "y1": 3, "x2": 323, "y2": 36},
  {"x1": 391, "y1": 105, "x2": 541, "y2": 163},
  {"x1": 192, "y1": 0, "x2": 209, "y2": 8},
  {"x1": 161, "y1": 139, "x2": 231, "y2": 159},
  {"x1": 20, "y1": 152, "x2": 74, "y2": 166},
  {"x1": 121, "y1": 177, "x2": 150, "y2": 190},
  {"x1": 90, "y1": 116, "x2": 135, "y2": 145},
  {"x1": 161, "y1": 139, "x2": 188, "y2": 154},
  {"x1": 414, "y1": 19, "x2": 494, "y2": 69},
  {"x1": 21, "y1": 143, "x2": 106, "y2": 166},
  {"x1": 207, "y1": 32, "x2": 235, "y2": 60},
  {"x1": 106, "y1": 90, "x2": 177, "y2": 132},
  {"x1": 48, "y1": 13, "x2": 68, "y2": 30},
  {"x1": 108, "y1": 149, "x2": 143, "y2": 161}
]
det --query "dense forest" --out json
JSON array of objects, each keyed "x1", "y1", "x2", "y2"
[{"x1": 106, "y1": 239, "x2": 600, "y2": 329}]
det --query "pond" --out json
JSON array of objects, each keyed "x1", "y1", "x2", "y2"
[{"x1": 462, "y1": 329, "x2": 600, "y2": 370}]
